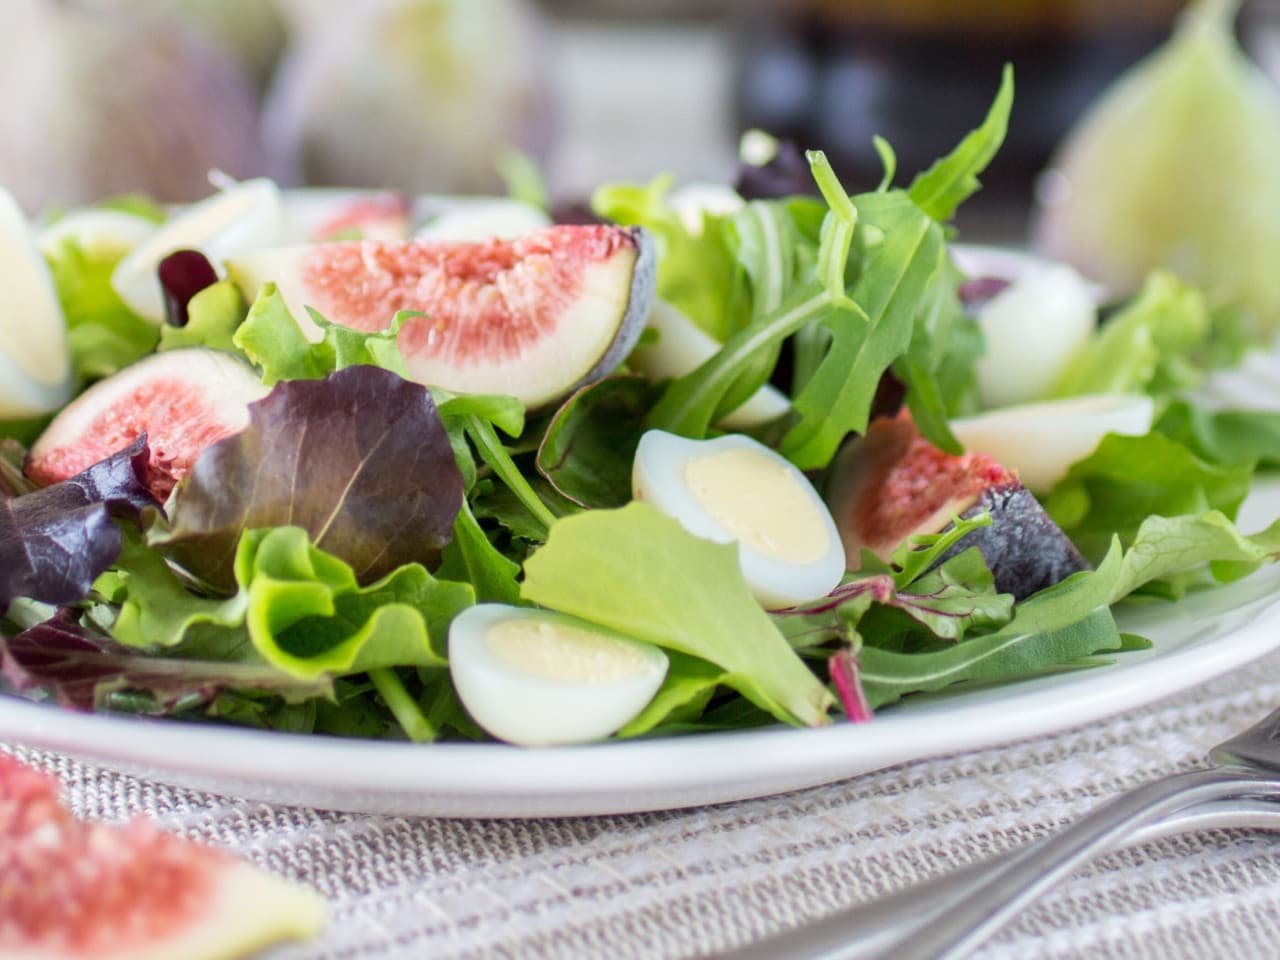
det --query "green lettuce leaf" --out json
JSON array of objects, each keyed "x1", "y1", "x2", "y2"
[
  {"x1": 1156, "y1": 399, "x2": 1280, "y2": 468},
  {"x1": 232, "y1": 284, "x2": 409, "y2": 385},
  {"x1": 1112, "y1": 511, "x2": 1280, "y2": 600},
  {"x1": 1044, "y1": 431, "x2": 1252, "y2": 560},
  {"x1": 107, "y1": 526, "x2": 472, "y2": 682},
  {"x1": 236, "y1": 527, "x2": 469, "y2": 680},
  {"x1": 44, "y1": 238, "x2": 158, "y2": 381},
  {"x1": 157, "y1": 281, "x2": 245, "y2": 354},
  {"x1": 616, "y1": 651, "x2": 727, "y2": 738},
  {"x1": 520, "y1": 502, "x2": 835, "y2": 727},
  {"x1": 1054, "y1": 271, "x2": 1210, "y2": 397}
]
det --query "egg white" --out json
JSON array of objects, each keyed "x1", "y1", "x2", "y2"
[
  {"x1": 950, "y1": 393, "x2": 1155, "y2": 492},
  {"x1": 632, "y1": 430, "x2": 846, "y2": 609},
  {"x1": 449, "y1": 604, "x2": 668, "y2": 747}
]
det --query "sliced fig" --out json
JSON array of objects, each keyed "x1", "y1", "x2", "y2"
[
  {"x1": 827, "y1": 412, "x2": 1089, "y2": 600},
  {"x1": 303, "y1": 191, "x2": 412, "y2": 243},
  {"x1": 227, "y1": 224, "x2": 656, "y2": 409},
  {"x1": 26, "y1": 348, "x2": 268, "y2": 501},
  {"x1": 0, "y1": 752, "x2": 325, "y2": 959}
]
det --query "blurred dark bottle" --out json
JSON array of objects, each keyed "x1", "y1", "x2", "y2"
[{"x1": 734, "y1": 0, "x2": 1186, "y2": 227}]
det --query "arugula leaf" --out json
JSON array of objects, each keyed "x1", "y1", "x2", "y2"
[
  {"x1": 433, "y1": 389, "x2": 527, "y2": 494},
  {"x1": 647, "y1": 287, "x2": 830, "y2": 440},
  {"x1": 436, "y1": 500, "x2": 522, "y2": 606},
  {"x1": 232, "y1": 285, "x2": 410, "y2": 385},
  {"x1": 1044, "y1": 431, "x2": 1252, "y2": 560},
  {"x1": 776, "y1": 544, "x2": 1012, "y2": 652},
  {"x1": 536, "y1": 376, "x2": 659, "y2": 509},
  {"x1": 861, "y1": 543, "x2": 1125, "y2": 708},
  {"x1": 907, "y1": 64, "x2": 1014, "y2": 222},
  {"x1": 782, "y1": 191, "x2": 946, "y2": 468},
  {"x1": 520, "y1": 502, "x2": 835, "y2": 727},
  {"x1": 44, "y1": 238, "x2": 158, "y2": 381},
  {"x1": 157, "y1": 281, "x2": 245, "y2": 354},
  {"x1": 1054, "y1": 271, "x2": 1210, "y2": 397},
  {"x1": 155, "y1": 366, "x2": 464, "y2": 593},
  {"x1": 1, "y1": 609, "x2": 328, "y2": 713},
  {"x1": 1156, "y1": 399, "x2": 1280, "y2": 468},
  {"x1": 1, "y1": 438, "x2": 157, "y2": 607},
  {"x1": 896, "y1": 253, "x2": 978, "y2": 453}
]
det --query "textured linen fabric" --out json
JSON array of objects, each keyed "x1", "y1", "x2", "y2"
[{"x1": 9, "y1": 653, "x2": 1280, "y2": 959}]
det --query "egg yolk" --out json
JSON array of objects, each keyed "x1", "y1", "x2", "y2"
[
  {"x1": 486, "y1": 619, "x2": 652, "y2": 684},
  {"x1": 682, "y1": 447, "x2": 829, "y2": 564}
]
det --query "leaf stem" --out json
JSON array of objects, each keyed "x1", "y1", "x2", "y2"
[
  {"x1": 465, "y1": 414, "x2": 557, "y2": 536},
  {"x1": 370, "y1": 668, "x2": 438, "y2": 743}
]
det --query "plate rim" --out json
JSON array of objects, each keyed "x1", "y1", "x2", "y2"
[{"x1": 4, "y1": 562, "x2": 1280, "y2": 818}]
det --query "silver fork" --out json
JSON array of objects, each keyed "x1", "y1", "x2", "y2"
[{"x1": 721, "y1": 705, "x2": 1280, "y2": 960}]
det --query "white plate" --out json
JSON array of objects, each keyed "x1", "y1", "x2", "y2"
[{"x1": 4, "y1": 479, "x2": 1279, "y2": 818}]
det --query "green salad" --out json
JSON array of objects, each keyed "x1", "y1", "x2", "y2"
[{"x1": 4, "y1": 68, "x2": 1280, "y2": 747}]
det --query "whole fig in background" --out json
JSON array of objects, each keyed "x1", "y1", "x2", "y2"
[
  {"x1": 0, "y1": 0, "x2": 267, "y2": 212},
  {"x1": 109, "y1": 0, "x2": 288, "y2": 93},
  {"x1": 1034, "y1": 0, "x2": 1280, "y2": 332},
  {"x1": 264, "y1": 0, "x2": 553, "y2": 195}
]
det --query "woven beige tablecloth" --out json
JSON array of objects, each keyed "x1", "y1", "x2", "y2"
[{"x1": 12, "y1": 649, "x2": 1280, "y2": 959}]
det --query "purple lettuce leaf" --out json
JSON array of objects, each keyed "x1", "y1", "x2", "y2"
[
  {"x1": 156, "y1": 366, "x2": 465, "y2": 594},
  {"x1": 0, "y1": 609, "x2": 330, "y2": 713},
  {"x1": 0, "y1": 437, "x2": 158, "y2": 607}
]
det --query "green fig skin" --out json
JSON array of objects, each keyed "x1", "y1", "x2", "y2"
[{"x1": 1034, "y1": 0, "x2": 1280, "y2": 332}]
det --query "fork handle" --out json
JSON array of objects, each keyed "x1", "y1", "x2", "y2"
[{"x1": 881, "y1": 767, "x2": 1280, "y2": 960}]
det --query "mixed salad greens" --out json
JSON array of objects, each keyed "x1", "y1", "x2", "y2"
[{"x1": 4, "y1": 67, "x2": 1280, "y2": 746}]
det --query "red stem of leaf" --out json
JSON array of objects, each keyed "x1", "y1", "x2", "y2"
[{"x1": 829, "y1": 648, "x2": 873, "y2": 723}]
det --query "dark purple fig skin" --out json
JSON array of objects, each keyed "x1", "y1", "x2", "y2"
[
  {"x1": 573, "y1": 227, "x2": 656, "y2": 400},
  {"x1": 158, "y1": 249, "x2": 218, "y2": 327},
  {"x1": 942, "y1": 483, "x2": 1090, "y2": 601},
  {"x1": 829, "y1": 416, "x2": 1089, "y2": 601}
]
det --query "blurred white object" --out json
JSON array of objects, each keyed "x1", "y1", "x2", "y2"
[
  {"x1": 0, "y1": 0, "x2": 264, "y2": 212},
  {"x1": 0, "y1": 188, "x2": 73, "y2": 418},
  {"x1": 112, "y1": 178, "x2": 283, "y2": 323},
  {"x1": 266, "y1": 0, "x2": 552, "y2": 194},
  {"x1": 950, "y1": 394, "x2": 1155, "y2": 492},
  {"x1": 547, "y1": 22, "x2": 737, "y2": 199},
  {"x1": 1198, "y1": 343, "x2": 1280, "y2": 412}
]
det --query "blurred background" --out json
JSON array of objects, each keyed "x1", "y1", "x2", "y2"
[{"x1": 2, "y1": 0, "x2": 1278, "y2": 241}]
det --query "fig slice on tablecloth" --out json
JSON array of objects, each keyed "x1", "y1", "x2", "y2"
[{"x1": 0, "y1": 751, "x2": 325, "y2": 960}]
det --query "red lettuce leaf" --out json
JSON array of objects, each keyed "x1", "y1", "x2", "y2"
[
  {"x1": 156, "y1": 366, "x2": 465, "y2": 593},
  {"x1": 0, "y1": 438, "x2": 158, "y2": 607},
  {"x1": 0, "y1": 610, "x2": 330, "y2": 713}
]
